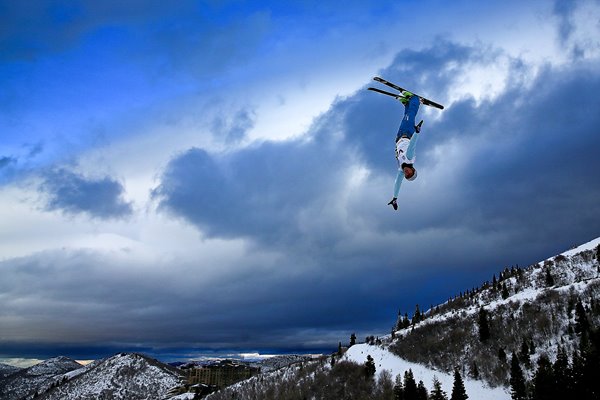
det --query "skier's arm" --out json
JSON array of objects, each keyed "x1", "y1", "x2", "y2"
[{"x1": 393, "y1": 169, "x2": 404, "y2": 198}]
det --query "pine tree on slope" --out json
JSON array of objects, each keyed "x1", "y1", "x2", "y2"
[
  {"x1": 403, "y1": 369, "x2": 418, "y2": 400},
  {"x1": 531, "y1": 355, "x2": 554, "y2": 400},
  {"x1": 430, "y1": 376, "x2": 448, "y2": 400},
  {"x1": 416, "y1": 380, "x2": 428, "y2": 400},
  {"x1": 509, "y1": 353, "x2": 527, "y2": 400},
  {"x1": 450, "y1": 367, "x2": 468, "y2": 400},
  {"x1": 364, "y1": 355, "x2": 376, "y2": 378},
  {"x1": 394, "y1": 374, "x2": 405, "y2": 400},
  {"x1": 478, "y1": 308, "x2": 490, "y2": 342},
  {"x1": 553, "y1": 346, "x2": 571, "y2": 399}
]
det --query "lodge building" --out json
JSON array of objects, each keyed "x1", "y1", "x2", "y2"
[{"x1": 187, "y1": 360, "x2": 259, "y2": 388}]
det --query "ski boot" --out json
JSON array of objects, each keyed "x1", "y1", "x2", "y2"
[
  {"x1": 398, "y1": 91, "x2": 414, "y2": 105},
  {"x1": 387, "y1": 198, "x2": 398, "y2": 210}
]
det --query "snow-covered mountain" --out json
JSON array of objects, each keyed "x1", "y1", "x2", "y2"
[
  {"x1": 36, "y1": 353, "x2": 184, "y2": 400},
  {"x1": 0, "y1": 363, "x2": 21, "y2": 379},
  {"x1": 389, "y1": 236, "x2": 600, "y2": 387},
  {"x1": 0, "y1": 353, "x2": 184, "y2": 400},
  {"x1": 0, "y1": 356, "x2": 82, "y2": 400}
]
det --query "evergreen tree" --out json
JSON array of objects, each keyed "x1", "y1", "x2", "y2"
[
  {"x1": 509, "y1": 353, "x2": 527, "y2": 400},
  {"x1": 364, "y1": 355, "x2": 376, "y2": 378},
  {"x1": 413, "y1": 305, "x2": 422, "y2": 325},
  {"x1": 478, "y1": 308, "x2": 490, "y2": 342},
  {"x1": 553, "y1": 346, "x2": 571, "y2": 399},
  {"x1": 574, "y1": 299, "x2": 590, "y2": 336},
  {"x1": 531, "y1": 354, "x2": 554, "y2": 400},
  {"x1": 404, "y1": 369, "x2": 418, "y2": 400},
  {"x1": 544, "y1": 267, "x2": 554, "y2": 286},
  {"x1": 492, "y1": 274, "x2": 498, "y2": 291},
  {"x1": 338, "y1": 341, "x2": 343, "y2": 356},
  {"x1": 450, "y1": 367, "x2": 468, "y2": 400},
  {"x1": 529, "y1": 338, "x2": 536, "y2": 354},
  {"x1": 498, "y1": 347, "x2": 507, "y2": 363},
  {"x1": 501, "y1": 283, "x2": 510, "y2": 299},
  {"x1": 403, "y1": 313, "x2": 411, "y2": 329},
  {"x1": 394, "y1": 375, "x2": 405, "y2": 400},
  {"x1": 571, "y1": 350, "x2": 586, "y2": 400},
  {"x1": 350, "y1": 333, "x2": 357, "y2": 347},
  {"x1": 581, "y1": 328, "x2": 600, "y2": 399},
  {"x1": 430, "y1": 377, "x2": 448, "y2": 400},
  {"x1": 416, "y1": 380, "x2": 428, "y2": 400},
  {"x1": 519, "y1": 339, "x2": 530, "y2": 366},
  {"x1": 469, "y1": 362, "x2": 479, "y2": 379}
]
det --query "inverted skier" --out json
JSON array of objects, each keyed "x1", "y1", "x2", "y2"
[{"x1": 387, "y1": 92, "x2": 423, "y2": 211}]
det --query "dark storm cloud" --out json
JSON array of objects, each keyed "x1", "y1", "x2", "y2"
[
  {"x1": 152, "y1": 122, "x2": 348, "y2": 246},
  {"x1": 155, "y1": 39, "x2": 600, "y2": 267},
  {"x1": 0, "y1": 247, "x2": 399, "y2": 356},
  {"x1": 41, "y1": 169, "x2": 133, "y2": 219}
]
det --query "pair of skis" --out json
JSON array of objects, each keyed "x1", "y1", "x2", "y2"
[{"x1": 368, "y1": 76, "x2": 444, "y2": 110}]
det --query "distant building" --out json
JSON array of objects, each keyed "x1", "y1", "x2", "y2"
[{"x1": 187, "y1": 360, "x2": 259, "y2": 388}]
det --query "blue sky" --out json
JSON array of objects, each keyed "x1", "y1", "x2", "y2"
[{"x1": 1, "y1": 0, "x2": 600, "y2": 365}]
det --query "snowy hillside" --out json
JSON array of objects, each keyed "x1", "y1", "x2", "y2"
[
  {"x1": 0, "y1": 356, "x2": 82, "y2": 400},
  {"x1": 389, "y1": 236, "x2": 600, "y2": 387},
  {"x1": 202, "y1": 237, "x2": 599, "y2": 400},
  {"x1": 343, "y1": 344, "x2": 510, "y2": 399},
  {"x1": 0, "y1": 363, "x2": 21, "y2": 379},
  {"x1": 37, "y1": 353, "x2": 184, "y2": 400}
]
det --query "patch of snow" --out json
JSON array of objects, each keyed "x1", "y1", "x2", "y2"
[
  {"x1": 558, "y1": 237, "x2": 600, "y2": 258},
  {"x1": 344, "y1": 344, "x2": 510, "y2": 400}
]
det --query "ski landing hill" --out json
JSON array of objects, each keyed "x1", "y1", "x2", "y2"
[
  {"x1": 346, "y1": 236, "x2": 600, "y2": 399},
  {"x1": 205, "y1": 237, "x2": 599, "y2": 400}
]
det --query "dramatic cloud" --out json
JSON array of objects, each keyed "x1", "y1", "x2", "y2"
[
  {"x1": 41, "y1": 169, "x2": 133, "y2": 219},
  {"x1": 154, "y1": 40, "x2": 600, "y2": 266},
  {"x1": 2, "y1": 0, "x2": 600, "y2": 363}
]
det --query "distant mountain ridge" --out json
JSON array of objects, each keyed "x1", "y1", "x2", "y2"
[
  {"x1": 0, "y1": 353, "x2": 184, "y2": 400},
  {"x1": 0, "y1": 363, "x2": 21, "y2": 379},
  {"x1": 0, "y1": 356, "x2": 82, "y2": 400}
]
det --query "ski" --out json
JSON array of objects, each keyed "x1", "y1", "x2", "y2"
[
  {"x1": 367, "y1": 87, "x2": 404, "y2": 99},
  {"x1": 369, "y1": 76, "x2": 444, "y2": 110}
]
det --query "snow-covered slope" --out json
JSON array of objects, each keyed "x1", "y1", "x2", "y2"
[
  {"x1": 389, "y1": 236, "x2": 600, "y2": 387},
  {"x1": 555, "y1": 237, "x2": 600, "y2": 258},
  {"x1": 37, "y1": 353, "x2": 184, "y2": 400},
  {"x1": 0, "y1": 356, "x2": 82, "y2": 400},
  {"x1": 0, "y1": 363, "x2": 21, "y2": 379},
  {"x1": 344, "y1": 343, "x2": 510, "y2": 399}
]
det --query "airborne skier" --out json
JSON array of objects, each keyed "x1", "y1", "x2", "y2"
[
  {"x1": 368, "y1": 77, "x2": 444, "y2": 211},
  {"x1": 387, "y1": 93, "x2": 422, "y2": 210}
]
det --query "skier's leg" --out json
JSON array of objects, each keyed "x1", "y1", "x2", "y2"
[
  {"x1": 393, "y1": 169, "x2": 404, "y2": 198},
  {"x1": 396, "y1": 95, "x2": 421, "y2": 139}
]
